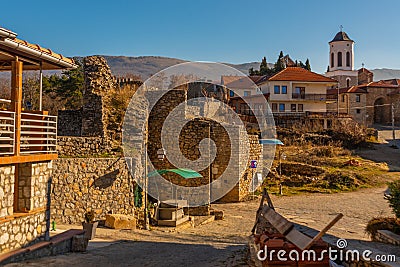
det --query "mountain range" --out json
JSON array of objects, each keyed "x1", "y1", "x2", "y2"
[{"x1": 102, "y1": 56, "x2": 400, "y2": 82}]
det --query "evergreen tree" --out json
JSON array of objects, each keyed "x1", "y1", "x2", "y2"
[
  {"x1": 259, "y1": 56, "x2": 269, "y2": 75},
  {"x1": 305, "y1": 59, "x2": 311, "y2": 71},
  {"x1": 274, "y1": 51, "x2": 285, "y2": 73}
]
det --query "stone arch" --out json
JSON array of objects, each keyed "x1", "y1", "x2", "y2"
[{"x1": 374, "y1": 97, "x2": 389, "y2": 124}]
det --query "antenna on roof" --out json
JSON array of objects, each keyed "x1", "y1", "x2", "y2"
[{"x1": 339, "y1": 25, "x2": 343, "y2": 32}]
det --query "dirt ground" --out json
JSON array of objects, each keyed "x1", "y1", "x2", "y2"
[{"x1": 5, "y1": 129, "x2": 400, "y2": 267}]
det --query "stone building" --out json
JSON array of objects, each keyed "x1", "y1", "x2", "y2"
[
  {"x1": 325, "y1": 30, "x2": 400, "y2": 126},
  {"x1": 0, "y1": 27, "x2": 76, "y2": 253}
]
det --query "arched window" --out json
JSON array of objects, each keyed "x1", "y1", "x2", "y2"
[
  {"x1": 346, "y1": 52, "x2": 350, "y2": 67},
  {"x1": 346, "y1": 78, "x2": 350, "y2": 87},
  {"x1": 338, "y1": 52, "x2": 342, "y2": 67},
  {"x1": 331, "y1": 53, "x2": 334, "y2": 68}
]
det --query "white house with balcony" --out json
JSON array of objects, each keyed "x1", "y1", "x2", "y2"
[{"x1": 258, "y1": 67, "x2": 337, "y2": 116}]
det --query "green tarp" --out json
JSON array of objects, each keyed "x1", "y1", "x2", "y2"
[{"x1": 148, "y1": 168, "x2": 203, "y2": 179}]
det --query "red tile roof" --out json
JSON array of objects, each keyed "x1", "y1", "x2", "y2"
[
  {"x1": 327, "y1": 86, "x2": 367, "y2": 95},
  {"x1": 268, "y1": 67, "x2": 337, "y2": 83},
  {"x1": 357, "y1": 81, "x2": 399, "y2": 88}
]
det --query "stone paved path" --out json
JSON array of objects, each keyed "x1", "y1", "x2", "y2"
[{"x1": 5, "y1": 186, "x2": 397, "y2": 267}]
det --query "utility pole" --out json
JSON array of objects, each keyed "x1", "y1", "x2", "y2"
[{"x1": 392, "y1": 102, "x2": 396, "y2": 147}]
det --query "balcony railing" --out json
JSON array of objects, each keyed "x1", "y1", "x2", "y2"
[
  {"x1": 20, "y1": 112, "x2": 57, "y2": 154},
  {"x1": 0, "y1": 110, "x2": 15, "y2": 155},
  {"x1": 291, "y1": 93, "x2": 327, "y2": 101}
]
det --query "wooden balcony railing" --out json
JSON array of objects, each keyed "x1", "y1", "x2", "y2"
[
  {"x1": 0, "y1": 110, "x2": 15, "y2": 155},
  {"x1": 20, "y1": 112, "x2": 57, "y2": 154},
  {"x1": 0, "y1": 110, "x2": 57, "y2": 158}
]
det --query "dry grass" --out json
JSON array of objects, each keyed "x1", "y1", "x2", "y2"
[{"x1": 264, "y1": 143, "x2": 393, "y2": 195}]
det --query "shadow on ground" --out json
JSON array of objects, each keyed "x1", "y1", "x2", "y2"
[{"x1": 4, "y1": 240, "x2": 247, "y2": 267}]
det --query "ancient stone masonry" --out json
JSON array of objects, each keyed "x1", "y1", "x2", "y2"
[
  {"x1": 51, "y1": 157, "x2": 142, "y2": 224},
  {"x1": 146, "y1": 89, "x2": 262, "y2": 203},
  {"x1": 57, "y1": 137, "x2": 110, "y2": 157},
  {"x1": 57, "y1": 110, "x2": 82, "y2": 136},
  {"x1": 81, "y1": 56, "x2": 116, "y2": 138}
]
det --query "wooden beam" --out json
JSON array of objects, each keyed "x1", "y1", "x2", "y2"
[
  {"x1": 11, "y1": 60, "x2": 23, "y2": 156},
  {"x1": 0, "y1": 154, "x2": 57, "y2": 165}
]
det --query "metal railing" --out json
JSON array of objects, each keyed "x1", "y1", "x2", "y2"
[
  {"x1": 291, "y1": 93, "x2": 327, "y2": 101},
  {"x1": 20, "y1": 112, "x2": 57, "y2": 154},
  {"x1": 0, "y1": 110, "x2": 15, "y2": 155}
]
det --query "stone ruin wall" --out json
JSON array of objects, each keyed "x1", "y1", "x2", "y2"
[
  {"x1": 147, "y1": 89, "x2": 263, "y2": 203},
  {"x1": 51, "y1": 157, "x2": 142, "y2": 224}
]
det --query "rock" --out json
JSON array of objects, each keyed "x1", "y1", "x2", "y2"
[
  {"x1": 0, "y1": 233, "x2": 9, "y2": 245},
  {"x1": 71, "y1": 234, "x2": 89, "y2": 252},
  {"x1": 105, "y1": 214, "x2": 136, "y2": 229}
]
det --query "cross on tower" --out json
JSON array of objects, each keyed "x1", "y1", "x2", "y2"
[{"x1": 340, "y1": 25, "x2": 343, "y2": 32}]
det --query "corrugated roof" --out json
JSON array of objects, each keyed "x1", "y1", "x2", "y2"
[{"x1": 268, "y1": 67, "x2": 338, "y2": 83}]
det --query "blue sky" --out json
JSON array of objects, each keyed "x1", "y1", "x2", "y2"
[{"x1": 2, "y1": 0, "x2": 400, "y2": 73}]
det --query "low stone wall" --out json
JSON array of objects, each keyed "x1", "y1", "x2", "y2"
[
  {"x1": 0, "y1": 211, "x2": 47, "y2": 253},
  {"x1": 51, "y1": 157, "x2": 142, "y2": 224},
  {"x1": 373, "y1": 230, "x2": 400, "y2": 246},
  {"x1": 57, "y1": 137, "x2": 111, "y2": 157}
]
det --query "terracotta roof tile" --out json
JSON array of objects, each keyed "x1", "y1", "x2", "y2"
[
  {"x1": 13, "y1": 38, "x2": 75, "y2": 65},
  {"x1": 268, "y1": 67, "x2": 337, "y2": 83}
]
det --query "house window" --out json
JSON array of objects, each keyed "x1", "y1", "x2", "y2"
[
  {"x1": 272, "y1": 103, "x2": 278, "y2": 112},
  {"x1": 274, "y1": 85, "x2": 280, "y2": 94},
  {"x1": 291, "y1": 104, "x2": 296, "y2": 112},
  {"x1": 244, "y1": 91, "x2": 251, "y2": 97},
  {"x1": 342, "y1": 94, "x2": 345, "y2": 102},
  {"x1": 346, "y1": 52, "x2": 350, "y2": 67},
  {"x1": 338, "y1": 52, "x2": 342, "y2": 67},
  {"x1": 298, "y1": 104, "x2": 303, "y2": 112},
  {"x1": 293, "y1": 87, "x2": 305, "y2": 99},
  {"x1": 229, "y1": 90, "x2": 234, "y2": 97},
  {"x1": 282, "y1": 86, "x2": 287, "y2": 94},
  {"x1": 356, "y1": 109, "x2": 361, "y2": 114},
  {"x1": 346, "y1": 78, "x2": 350, "y2": 88},
  {"x1": 331, "y1": 53, "x2": 334, "y2": 68},
  {"x1": 356, "y1": 94, "x2": 361, "y2": 102},
  {"x1": 279, "y1": 103, "x2": 285, "y2": 112}
]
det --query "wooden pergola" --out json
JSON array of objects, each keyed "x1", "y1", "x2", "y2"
[{"x1": 0, "y1": 27, "x2": 77, "y2": 165}]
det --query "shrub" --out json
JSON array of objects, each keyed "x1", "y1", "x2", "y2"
[{"x1": 385, "y1": 180, "x2": 400, "y2": 218}]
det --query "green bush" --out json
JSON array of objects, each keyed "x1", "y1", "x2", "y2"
[{"x1": 385, "y1": 180, "x2": 400, "y2": 218}]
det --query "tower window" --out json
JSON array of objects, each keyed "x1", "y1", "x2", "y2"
[
  {"x1": 356, "y1": 94, "x2": 361, "y2": 102},
  {"x1": 346, "y1": 78, "x2": 350, "y2": 87},
  {"x1": 338, "y1": 52, "x2": 342, "y2": 67},
  {"x1": 331, "y1": 53, "x2": 334, "y2": 68},
  {"x1": 346, "y1": 52, "x2": 350, "y2": 67}
]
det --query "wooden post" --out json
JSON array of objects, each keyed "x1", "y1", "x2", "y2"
[{"x1": 11, "y1": 60, "x2": 23, "y2": 156}]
